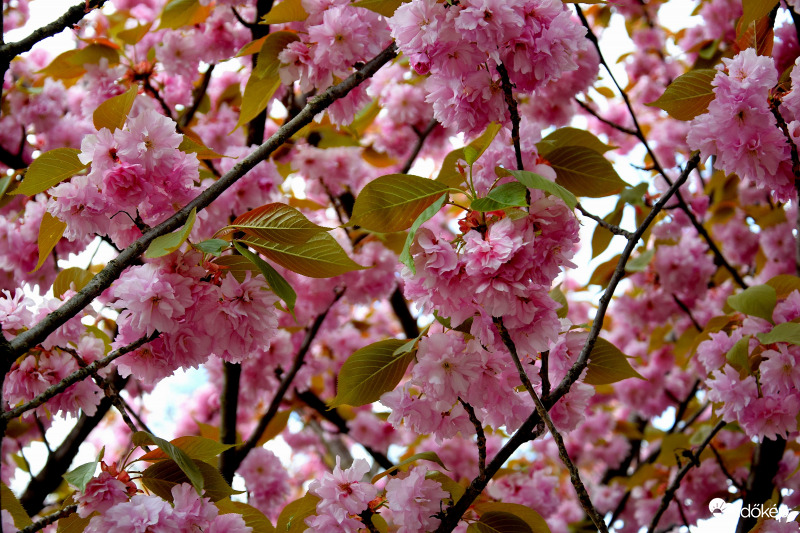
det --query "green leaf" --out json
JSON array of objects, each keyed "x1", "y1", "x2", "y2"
[
  {"x1": 546, "y1": 146, "x2": 628, "y2": 198},
  {"x1": 38, "y1": 45, "x2": 120, "y2": 80},
  {"x1": 235, "y1": 32, "x2": 299, "y2": 131},
  {"x1": 63, "y1": 448, "x2": 104, "y2": 492},
  {"x1": 1, "y1": 481, "x2": 32, "y2": 528},
  {"x1": 620, "y1": 183, "x2": 649, "y2": 206},
  {"x1": 584, "y1": 337, "x2": 645, "y2": 385},
  {"x1": 756, "y1": 322, "x2": 800, "y2": 345},
  {"x1": 221, "y1": 203, "x2": 330, "y2": 245},
  {"x1": 399, "y1": 194, "x2": 447, "y2": 272},
  {"x1": 549, "y1": 285, "x2": 568, "y2": 320},
  {"x1": 352, "y1": 0, "x2": 406, "y2": 17},
  {"x1": 239, "y1": 233, "x2": 367, "y2": 278},
  {"x1": 276, "y1": 493, "x2": 319, "y2": 533},
  {"x1": 217, "y1": 499, "x2": 276, "y2": 533},
  {"x1": 646, "y1": 69, "x2": 716, "y2": 121},
  {"x1": 766, "y1": 275, "x2": 800, "y2": 298},
  {"x1": 158, "y1": 0, "x2": 211, "y2": 29},
  {"x1": 236, "y1": 36, "x2": 269, "y2": 57},
  {"x1": 740, "y1": 0, "x2": 779, "y2": 34},
  {"x1": 194, "y1": 239, "x2": 230, "y2": 256},
  {"x1": 727, "y1": 284, "x2": 777, "y2": 323},
  {"x1": 133, "y1": 431, "x2": 204, "y2": 494},
  {"x1": 145, "y1": 208, "x2": 197, "y2": 258},
  {"x1": 57, "y1": 511, "x2": 93, "y2": 533},
  {"x1": 726, "y1": 336, "x2": 750, "y2": 371},
  {"x1": 256, "y1": 410, "x2": 293, "y2": 447},
  {"x1": 261, "y1": 0, "x2": 308, "y2": 24},
  {"x1": 468, "y1": 512, "x2": 534, "y2": 533},
  {"x1": 12, "y1": 147, "x2": 87, "y2": 196},
  {"x1": 473, "y1": 503, "x2": 550, "y2": 533},
  {"x1": 497, "y1": 168, "x2": 578, "y2": 209},
  {"x1": 53, "y1": 267, "x2": 94, "y2": 298},
  {"x1": 436, "y1": 148, "x2": 467, "y2": 188},
  {"x1": 624, "y1": 248, "x2": 654, "y2": 272},
  {"x1": 179, "y1": 134, "x2": 226, "y2": 159},
  {"x1": 471, "y1": 182, "x2": 528, "y2": 212},
  {"x1": 349, "y1": 174, "x2": 450, "y2": 232},
  {"x1": 329, "y1": 339, "x2": 415, "y2": 407},
  {"x1": 213, "y1": 255, "x2": 260, "y2": 282},
  {"x1": 537, "y1": 127, "x2": 613, "y2": 155},
  {"x1": 141, "y1": 458, "x2": 240, "y2": 502},
  {"x1": 139, "y1": 436, "x2": 234, "y2": 463},
  {"x1": 33, "y1": 212, "x2": 65, "y2": 273},
  {"x1": 234, "y1": 241, "x2": 297, "y2": 312},
  {"x1": 116, "y1": 22, "x2": 152, "y2": 45},
  {"x1": 591, "y1": 206, "x2": 623, "y2": 259},
  {"x1": 464, "y1": 123, "x2": 502, "y2": 166},
  {"x1": 371, "y1": 451, "x2": 447, "y2": 483},
  {"x1": 93, "y1": 86, "x2": 137, "y2": 132},
  {"x1": 427, "y1": 471, "x2": 465, "y2": 503}
]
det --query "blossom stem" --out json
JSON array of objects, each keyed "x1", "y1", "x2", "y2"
[
  {"x1": 17, "y1": 504, "x2": 78, "y2": 533},
  {"x1": 576, "y1": 204, "x2": 634, "y2": 239}
]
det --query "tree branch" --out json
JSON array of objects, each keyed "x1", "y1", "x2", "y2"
[
  {"x1": 574, "y1": 98, "x2": 638, "y2": 137},
  {"x1": 219, "y1": 361, "x2": 242, "y2": 484},
  {"x1": 495, "y1": 62, "x2": 523, "y2": 171},
  {"x1": 400, "y1": 118, "x2": 438, "y2": 174},
  {"x1": 459, "y1": 398, "x2": 486, "y2": 478},
  {"x1": 5, "y1": 43, "x2": 398, "y2": 363},
  {"x1": 576, "y1": 203, "x2": 634, "y2": 239},
  {"x1": 18, "y1": 504, "x2": 78, "y2": 533}
]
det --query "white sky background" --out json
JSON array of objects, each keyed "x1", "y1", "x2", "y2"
[{"x1": 6, "y1": 0, "x2": 792, "y2": 530}]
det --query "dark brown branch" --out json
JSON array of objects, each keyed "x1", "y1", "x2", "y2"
[
  {"x1": 18, "y1": 504, "x2": 78, "y2": 533},
  {"x1": 231, "y1": 289, "x2": 344, "y2": 470},
  {"x1": 400, "y1": 118, "x2": 438, "y2": 175},
  {"x1": 5, "y1": 43, "x2": 397, "y2": 364},
  {"x1": 576, "y1": 203, "x2": 634, "y2": 239},
  {"x1": 574, "y1": 98, "x2": 638, "y2": 136},
  {"x1": 709, "y1": 444, "x2": 745, "y2": 492},
  {"x1": 0, "y1": 143, "x2": 26, "y2": 169},
  {"x1": 671, "y1": 294, "x2": 702, "y2": 332},
  {"x1": 179, "y1": 63, "x2": 215, "y2": 129},
  {"x1": 495, "y1": 62, "x2": 524, "y2": 171},
  {"x1": 219, "y1": 361, "x2": 242, "y2": 484},
  {"x1": 648, "y1": 420, "x2": 726, "y2": 533},
  {"x1": 390, "y1": 287, "x2": 419, "y2": 339},
  {"x1": 459, "y1": 398, "x2": 486, "y2": 478}
]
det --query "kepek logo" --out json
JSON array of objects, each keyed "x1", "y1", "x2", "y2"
[{"x1": 708, "y1": 498, "x2": 728, "y2": 516}]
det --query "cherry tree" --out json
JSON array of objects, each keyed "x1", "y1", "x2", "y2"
[{"x1": 0, "y1": 0, "x2": 798, "y2": 532}]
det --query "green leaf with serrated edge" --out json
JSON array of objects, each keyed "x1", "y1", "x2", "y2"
[
  {"x1": 145, "y1": 208, "x2": 197, "y2": 258},
  {"x1": 624, "y1": 248, "x2": 655, "y2": 272},
  {"x1": 727, "y1": 284, "x2": 777, "y2": 323},
  {"x1": 471, "y1": 182, "x2": 528, "y2": 212},
  {"x1": 371, "y1": 451, "x2": 447, "y2": 483},
  {"x1": 217, "y1": 499, "x2": 276, "y2": 533},
  {"x1": 646, "y1": 69, "x2": 716, "y2": 121},
  {"x1": 464, "y1": 122, "x2": 502, "y2": 166},
  {"x1": 64, "y1": 447, "x2": 104, "y2": 492},
  {"x1": 474, "y1": 503, "x2": 550, "y2": 533},
  {"x1": 141, "y1": 459, "x2": 240, "y2": 502},
  {"x1": 234, "y1": 242, "x2": 297, "y2": 312},
  {"x1": 261, "y1": 0, "x2": 308, "y2": 24},
  {"x1": 766, "y1": 274, "x2": 800, "y2": 298},
  {"x1": 757, "y1": 322, "x2": 800, "y2": 345},
  {"x1": 53, "y1": 267, "x2": 94, "y2": 298},
  {"x1": 12, "y1": 147, "x2": 87, "y2": 196},
  {"x1": 393, "y1": 325, "x2": 429, "y2": 356},
  {"x1": 93, "y1": 86, "x2": 137, "y2": 132},
  {"x1": 236, "y1": 36, "x2": 269, "y2": 57},
  {"x1": 158, "y1": 0, "x2": 209, "y2": 29},
  {"x1": 584, "y1": 337, "x2": 645, "y2": 385},
  {"x1": 330, "y1": 339, "x2": 415, "y2": 407},
  {"x1": 179, "y1": 135, "x2": 226, "y2": 159},
  {"x1": 726, "y1": 337, "x2": 750, "y2": 371},
  {"x1": 38, "y1": 45, "x2": 120, "y2": 80},
  {"x1": 537, "y1": 127, "x2": 613, "y2": 155},
  {"x1": 468, "y1": 512, "x2": 532, "y2": 533},
  {"x1": 213, "y1": 255, "x2": 260, "y2": 282},
  {"x1": 254, "y1": 32, "x2": 300, "y2": 79},
  {"x1": 740, "y1": 0, "x2": 779, "y2": 35},
  {"x1": 277, "y1": 493, "x2": 319, "y2": 533},
  {"x1": 497, "y1": 168, "x2": 578, "y2": 209},
  {"x1": 591, "y1": 206, "x2": 623, "y2": 259},
  {"x1": 353, "y1": 0, "x2": 406, "y2": 16},
  {"x1": 256, "y1": 409, "x2": 292, "y2": 447},
  {"x1": 349, "y1": 174, "x2": 450, "y2": 232},
  {"x1": 33, "y1": 212, "x2": 65, "y2": 273},
  {"x1": 547, "y1": 146, "x2": 628, "y2": 198},
  {"x1": 399, "y1": 193, "x2": 447, "y2": 273},
  {"x1": 139, "y1": 436, "x2": 234, "y2": 463},
  {"x1": 1, "y1": 481, "x2": 32, "y2": 527},
  {"x1": 427, "y1": 471, "x2": 465, "y2": 502},
  {"x1": 194, "y1": 239, "x2": 229, "y2": 256},
  {"x1": 133, "y1": 431, "x2": 204, "y2": 494},
  {"x1": 220, "y1": 203, "x2": 330, "y2": 245},
  {"x1": 549, "y1": 285, "x2": 568, "y2": 319},
  {"x1": 436, "y1": 148, "x2": 467, "y2": 188},
  {"x1": 239, "y1": 233, "x2": 366, "y2": 278}
]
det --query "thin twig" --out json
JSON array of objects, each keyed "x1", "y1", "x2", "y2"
[
  {"x1": 179, "y1": 64, "x2": 215, "y2": 129},
  {"x1": 4, "y1": 43, "x2": 398, "y2": 364},
  {"x1": 493, "y1": 319, "x2": 608, "y2": 533},
  {"x1": 709, "y1": 444, "x2": 745, "y2": 492},
  {"x1": 574, "y1": 98, "x2": 638, "y2": 136},
  {"x1": 671, "y1": 295, "x2": 702, "y2": 332},
  {"x1": 495, "y1": 62, "x2": 524, "y2": 171},
  {"x1": 400, "y1": 118, "x2": 438, "y2": 174},
  {"x1": 459, "y1": 398, "x2": 486, "y2": 478},
  {"x1": 647, "y1": 420, "x2": 726, "y2": 533},
  {"x1": 232, "y1": 289, "x2": 344, "y2": 469},
  {"x1": 576, "y1": 203, "x2": 634, "y2": 239},
  {"x1": 17, "y1": 504, "x2": 78, "y2": 533}
]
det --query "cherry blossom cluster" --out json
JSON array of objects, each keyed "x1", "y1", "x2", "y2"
[{"x1": 388, "y1": 0, "x2": 590, "y2": 135}]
